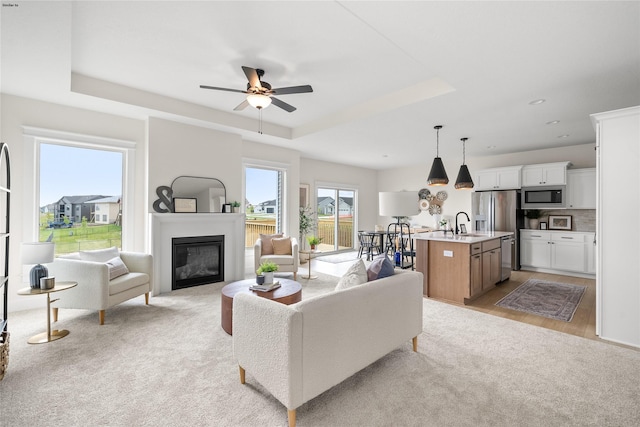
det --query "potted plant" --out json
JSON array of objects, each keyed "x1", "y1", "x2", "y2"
[
  {"x1": 299, "y1": 205, "x2": 316, "y2": 262},
  {"x1": 525, "y1": 209, "x2": 541, "y2": 229},
  {"x1": 307, "y1": 236, "x2": 322, "y2": 251},
  {"x1": 232, "y1": 201, "x2": 241, "y2": 213},
  {"x1": 257, "y1": 261, "x2": 279, "y2": 284}
]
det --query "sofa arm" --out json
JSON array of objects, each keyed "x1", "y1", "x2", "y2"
[
  {"x1": 47, "y1": 258, "x2": 110, "y2": 310},
  {"x1": 119, "y1": 251, "x2": 153, "y2": 275},
  {"x1": 290, "y1": 237, "x2": 299, "y2": 267},
  {"x1": 233, "y1": 293, "x2": 303, "y2": 410}
]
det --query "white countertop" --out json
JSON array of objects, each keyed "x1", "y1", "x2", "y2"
[{"x1": 413, "y1": 230, "x2": 514, "y2": 243}]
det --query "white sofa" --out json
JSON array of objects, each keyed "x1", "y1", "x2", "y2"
[
  {"x1": 233, "y1": 269, "x2": 424, "y2": 427},
  {"x1": 47, "y1": 251, "x2": 153, "y2": 325}
]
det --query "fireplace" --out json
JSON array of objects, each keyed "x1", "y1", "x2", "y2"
[{"x1": 172, "y1": 235, "x2": 224, "y2": 290}]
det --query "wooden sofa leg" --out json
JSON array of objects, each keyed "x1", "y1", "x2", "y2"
[
  {"x1": 99, "y1": 310, "x2": 105, "y2": 325},
  {"x1": 288, "y1": 409, "x2": 296, "y2": 427},
  {"x1": 52, "y1": 307, "x2": 58, "y2": 322},
  {"x1": 293, "y1": 272, "x2": 297, "y2": 280},
  {"x1": 145, "y1": 292, "x2": 149, "y2": 305},
  {"x1": 413, "y1": 336, "x2": 418, "y2": 352},
  {"x1": 239, "y1": 366, "x2": 245, "y2": 384}
]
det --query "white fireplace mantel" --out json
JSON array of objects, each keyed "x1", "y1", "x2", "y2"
[{"x1": 149, "y1": 213, "x2": 245, "y2": 295}]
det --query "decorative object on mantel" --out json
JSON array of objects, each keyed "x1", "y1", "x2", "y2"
[
  {"x1": 21, "y1": 242, "x2": 55, "y2": 289},
  {"x1": 548, "y1": 215, "x2": 572, "y2": 231},
  {"x1": 454, "y1": 137, "x2": 474, "y2": 189},
  {"x1": 152, "y1": 186, "x2": 173, "y2": 213},
  {"x1": 427, "y1": 125, "x2": 449, "y2": 186},
  {"x1": 153, "y1": 176, "x2": 227, "y2": 213},
  {"x1": 232, "y1": 201, "x2": 241, "y2": 213}
]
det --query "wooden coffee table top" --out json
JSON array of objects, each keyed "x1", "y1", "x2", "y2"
[
  {"x1": 220, "y1": 278, "x2": 302, "y2": 335},
  {"x1": 221, "y1": 278, "x2": 302, "y2": 301}
]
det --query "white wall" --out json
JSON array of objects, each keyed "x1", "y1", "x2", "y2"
[{"x1": 377, "y1": 143, "x2": 597, "y2": 229}]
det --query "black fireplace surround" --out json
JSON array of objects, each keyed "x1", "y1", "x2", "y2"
[{"x1": 172, "y1": 235, "x2": 224, "y2": 290}]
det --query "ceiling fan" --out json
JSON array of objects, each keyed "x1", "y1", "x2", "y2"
[{"x1": 200, "y1": 66, "x2": 313, "y2": 112}]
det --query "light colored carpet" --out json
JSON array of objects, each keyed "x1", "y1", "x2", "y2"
[
  {"x1": 495, "y1": 279, "x2": 586, "y2": 322},
  {"x1": 1, "y1": 273, "x2": 639, "y2": 427},
  {"x1": 314, "y1": 251, "x2": 360, "y2": 264}
]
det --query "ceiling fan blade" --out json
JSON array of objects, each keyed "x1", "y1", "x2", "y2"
[
  {"x1": 242, "y1": 66, "x2": 262, "y2": 89},
  {"x1": 199, "y1": 85, "x2": 247, "y2": 94},
  {"x1": 271, "y1": 85, "x2": 313, "y2": 95},
  {"x1": 233, "y1": 99, "x2": 249, "y2": 111},
  {"x1": 271, "y1": 97, "x2": 296, "y2": 112}
]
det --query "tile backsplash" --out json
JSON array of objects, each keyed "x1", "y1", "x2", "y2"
[{"x1": 537, "y1": 209, "x2": 596, "y2": 232}]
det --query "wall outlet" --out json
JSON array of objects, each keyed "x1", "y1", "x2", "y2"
[{"x1": 443, "y1": 250, "x2": 453, "y2": 257}]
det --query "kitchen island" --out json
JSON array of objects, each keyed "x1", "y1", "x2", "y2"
[{"x1": 414, "y1": 231, "x2": 514, "y2": 304}]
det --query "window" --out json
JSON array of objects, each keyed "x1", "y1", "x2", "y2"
[
  {"x1": 243, "y1": 161, "x2": 288, "y2": 248},
  {"x1": 316, "y1": 186, "x2": 356, "y2": 252},
  {"x1": 23, "y1": 127, "x2": 135, "y2": 254}
]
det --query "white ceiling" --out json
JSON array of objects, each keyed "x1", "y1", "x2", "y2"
[{"x1": 2, "y1": 1, "x2": 639, "y2": 170}]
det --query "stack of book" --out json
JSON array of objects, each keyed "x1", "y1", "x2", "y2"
[{"x1": 249, "y1": 281, "x2": 281, "y2": 292}]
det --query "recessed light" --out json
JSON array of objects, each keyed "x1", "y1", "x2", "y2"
[
  {"x1": 486, "y1": 145, "x2": 496, "y2": 149},
  {"x1": 528, "y1": 99, "x2": 546, "y2": 105},
  {"x1": 546, "y1": 120, "x2": 560, "y2": 125},
  {"x1": 382, "y1": 154, "x2": 388, "y2": 158},
  {"x1": 557, "y1": 134, "x2": 570, "y2": 139}
]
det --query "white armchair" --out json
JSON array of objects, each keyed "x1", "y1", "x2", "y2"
[
  {"x1": 254, "y1": 235, "x2": 299, "y2": 280},
  {"x1": 47, "y1": 248, "x2": 153, "y2": 325}
]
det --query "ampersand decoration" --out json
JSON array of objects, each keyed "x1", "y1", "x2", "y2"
[{"x1": 152, "y1": 185, "x2": 174, "y2": 213}]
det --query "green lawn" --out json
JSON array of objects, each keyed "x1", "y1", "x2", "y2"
[{"x1": 40, "y1": 224, "x2": 122, "y2": 255}]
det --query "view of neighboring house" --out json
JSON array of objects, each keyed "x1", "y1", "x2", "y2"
[
  {"x1": 92, "y1": 196, "x2": 122, "y2": 225},
  {"x1": 52, "y1": 195, "x2": 121, "y2": 224},
  {"x1": 254, "y1": 199, "x2": 276, "y2": 214},
  {"x1": 317, "y1": 196, "x2": 353, "y2": 216}
]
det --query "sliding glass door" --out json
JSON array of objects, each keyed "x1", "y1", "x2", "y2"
[{"x1": 316, "y1": 187, "x2": 355, "y2": 252}]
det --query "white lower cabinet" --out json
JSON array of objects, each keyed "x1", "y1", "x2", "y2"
[{"x1": 520, "y1": 230, "x2": 595, "y2": 276}]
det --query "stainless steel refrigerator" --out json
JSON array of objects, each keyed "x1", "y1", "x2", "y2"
[{"x1": 471, "y1": 190, "x2": 523, "y2": 280}]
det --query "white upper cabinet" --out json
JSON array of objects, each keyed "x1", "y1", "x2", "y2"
[
  {"x1": 521, "y1": 162, "x2": 571, "y2": 186},
  {"x1": 567, "y1": 168, "x2": 596, "y2": 209},
  {"x1": 475, "y1": 166, "x2": 522, "y2": 191}
]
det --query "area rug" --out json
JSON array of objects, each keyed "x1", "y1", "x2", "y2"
[
  {"x1": 495, "y1": 279, "x2": 586, "y2": 322},
  {"x1": 315, "y1": 250, "x2": 360, "y2": 264}
]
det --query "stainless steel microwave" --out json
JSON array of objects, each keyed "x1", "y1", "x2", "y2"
[{"x1": 521, "y1": 186, "x2": 566, "y2": 209}]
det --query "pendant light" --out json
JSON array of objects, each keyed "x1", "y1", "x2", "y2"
[
  {"x1": 454, "y1": 137, "x2": 474, "y2": 189},
  {"x1": 427, "y1": 125, "x2": 449, "y2": 186}
]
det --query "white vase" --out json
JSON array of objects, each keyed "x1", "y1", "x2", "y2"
[
  {"x1": 529, "y1": 218, "x2": 539, "y2": 229},
  {"x1": 263, "y1": 272, "x2": 274, "y2": 284},
  {"x1": 434, "y1": 214, "x2": 442, "y2": 230}
]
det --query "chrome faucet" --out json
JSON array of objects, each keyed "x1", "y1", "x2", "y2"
[{"x1": 455, "y1": 211, "x2": 470, "y2": 235}]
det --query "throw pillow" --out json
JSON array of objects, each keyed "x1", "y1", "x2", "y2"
[
  {"x1": 335, "y1": 259, "x2": 368, "y2": 291},
  {"x1": 272, "y1": 237, "x2": 292, "y2": 255},
  {"x1": 79, "y1": 246, "x2": 120, "y2": 263},
  {"x1": 259, "y1": 233, "x2": 283, "y2": 255},
  {"x1": 106, "y1": 256, "x2": 130, "y2": 280},
  {"x1": 366, "y1": 255, "x2": 395, "y2": 281}
]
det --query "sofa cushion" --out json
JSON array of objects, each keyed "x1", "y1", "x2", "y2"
[
  {"x1": 335, "y1": 259, "x2": 368, "y2": 291},
  {"x1": 260, "y1": 254, "x2": 294, "y2": 266},
  {"x1": 259, "y1": 233, "x2": 283, "y2": 255},
  {"x1": 272, "y1": 237, "x2": 292, "y2": 255},
  {"x1": 79, "y1": 246, "x2": 120, "y2": 262},
  {"x1": 366, "y1": 255, "x2": 395, "y2": 281},
  {"x1": 106, "y1": 256, "x2": 130, "y2": 280},
  {"x1": 108, "y1": 272, "x2": 149, "y2": 295}
]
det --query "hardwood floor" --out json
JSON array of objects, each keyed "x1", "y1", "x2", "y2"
[{"x1": 462, "y1": 270, "x2": 598, "y2": 341}]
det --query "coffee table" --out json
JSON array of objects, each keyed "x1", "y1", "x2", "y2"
[
  {"x1": 17, "y1": 281, "x2": 77, "y2": 344},
  {"x1": 220, "y1": 278, "x2": 302, "y2": 335}
]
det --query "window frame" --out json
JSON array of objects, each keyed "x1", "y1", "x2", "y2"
[{"x1": 22, "y1": 126, "x2": 136, "y2": 249}]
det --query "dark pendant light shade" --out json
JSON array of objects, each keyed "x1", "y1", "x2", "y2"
[
  {"x1": 427, "y1": 125, "x2": 449, "y2": 186},
  {"x1": 454, "y1": 137, "x2": 474, "y2": 189}
]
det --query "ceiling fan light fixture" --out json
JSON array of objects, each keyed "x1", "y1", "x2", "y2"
[
  {"x1": 454, "y1": 137, "x2": 474, "y2": 189},
  {"x1": 427, "y1": 125, "x2": 449, "y2": 186},
  {"x1": 247, "y1": 93, "x2": 271, "y2": 109}
]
